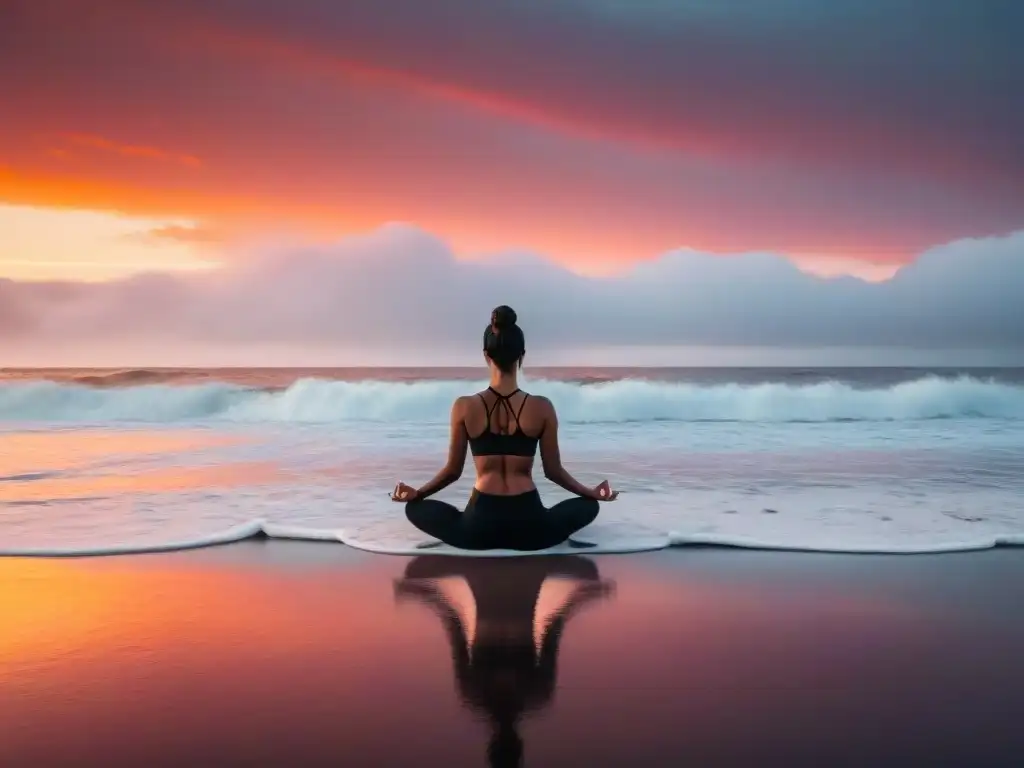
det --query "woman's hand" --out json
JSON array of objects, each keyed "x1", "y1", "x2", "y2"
[
  {"x1": 391, "y1": 482, "x2": 419, "y2": 502},
  {"x1": 591, "y1": 480, "x2": 619, "y2": 501}
]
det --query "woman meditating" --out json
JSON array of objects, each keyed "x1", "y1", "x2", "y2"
[{"x1": 391, "y1": 305, "x2": 618, "y2": 550}]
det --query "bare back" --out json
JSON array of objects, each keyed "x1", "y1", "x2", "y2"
[{"x1": 465, "y1": 389, "x2": 546, "y2": 495}]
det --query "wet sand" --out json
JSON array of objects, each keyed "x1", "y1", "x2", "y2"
[{"x1": 2, "y1": 544, "x2": 1023, "y2": 766}]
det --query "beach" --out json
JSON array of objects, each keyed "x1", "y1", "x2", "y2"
[{"x1": 3, "y1": 542, "x2": 1023, "y2": 767}]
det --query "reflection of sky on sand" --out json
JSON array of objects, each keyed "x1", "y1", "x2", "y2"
[
  {"x1": 0, "y1": 551, "x2": 476, "y2": 766},
  {"x1": 3, "y1": 546, "x2": 1020, "y2": 764}
]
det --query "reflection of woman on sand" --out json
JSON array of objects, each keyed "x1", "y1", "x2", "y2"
[{"x1": 394, "y1": 556, "x2": 615, "y2": 768}]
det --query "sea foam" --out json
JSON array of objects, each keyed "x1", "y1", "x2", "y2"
[
  {"x1": 0, "y1": 519, "x2": 1021, "y2": 558},
  {"x1": 1, "y1": 375, "x2": 1022, "y2": 424}
]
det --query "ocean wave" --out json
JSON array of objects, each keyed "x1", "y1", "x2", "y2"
[
  {"x1": 1, "y1": 375, "x2": 1023, "y2": 424},
  {"x1": 0, "y1": 519, "x2": 1021, "y2": 557},
  {"x1": 70, "y1": 368, "x2": 199, "y2": 387}
]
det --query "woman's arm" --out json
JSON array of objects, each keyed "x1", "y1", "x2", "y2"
[
  {"x1": 538, "y1": 581, "x2": 614, "y2": 673},
  {"x1": 413, "y1": 397, "x2": 469, "y2": 500},
  {"x1": 537, "y1": 397, "x2": 598, "y2": 499},
  {"x1": 394, "y1": 580, "x2": 470, "y2": 674}
]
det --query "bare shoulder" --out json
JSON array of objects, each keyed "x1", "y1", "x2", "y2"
[
  {"x1": 528, "y1": 394, "x2": 556, "y2": 415},
  {"x1": 452, "y1": 395, "x2": 472, "y2": 414}
]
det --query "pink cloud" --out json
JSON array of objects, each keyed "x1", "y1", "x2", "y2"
[{"x1": 1, "y1": 226, "x2": 1021, "y2": 366}]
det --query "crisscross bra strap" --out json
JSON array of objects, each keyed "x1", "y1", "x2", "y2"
[{"x1": 483, "y1": 387, "x2": 523, "y2": 432}]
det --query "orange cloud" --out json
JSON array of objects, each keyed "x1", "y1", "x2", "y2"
[
  {"x1": 0, "y1": 160, "x2": 944, "y2": 278},
  {"x1": 1, "y1": 0, "x2": 1019, "y2": 281},
  {"x1": 145, "y1": 224, "x2": 226, "y2": 245},
  {"x1": 57, "y1": 132, "x2": 203, "y2": 168}
]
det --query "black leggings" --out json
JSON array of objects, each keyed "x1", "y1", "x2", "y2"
[{"x1": 406, "y1": 489, "x2": 599, "y2": 551}]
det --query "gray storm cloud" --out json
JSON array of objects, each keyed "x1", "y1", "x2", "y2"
[{"x1": 1, "y1": 226, "x2": 1021, "y2": 360}]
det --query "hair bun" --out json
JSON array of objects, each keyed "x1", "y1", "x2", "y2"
[{"x1": 490, "y1": 305, "x2": 517, "y2": 331}]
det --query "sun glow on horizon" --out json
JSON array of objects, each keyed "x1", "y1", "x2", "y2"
[
  {"x1": 0, "y1": 204, "x2": 219, "y2": 281},
  {"x1": 1, "y1": 202, "x2": 906, "y2": 287}
]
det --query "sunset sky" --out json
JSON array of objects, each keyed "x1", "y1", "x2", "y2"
[{"x1": 2, "y1": 0, "x2": 1022, "y2": 364}]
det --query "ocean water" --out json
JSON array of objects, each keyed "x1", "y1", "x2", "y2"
[{"x1": 1, "y1": 366, "x2": 1023, "y2": 555}]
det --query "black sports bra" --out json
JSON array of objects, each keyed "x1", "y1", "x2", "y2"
[{"x1": 468, "y1": 388, "x2": 540, "y2": 458}]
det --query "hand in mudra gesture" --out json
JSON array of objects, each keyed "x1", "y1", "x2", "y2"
[
  {"x1": 592, "y1": 480, "x2": 619, "y2": 501},
  {"x1": 390, "y1": 482, "x2": 419, "y2": 502}
]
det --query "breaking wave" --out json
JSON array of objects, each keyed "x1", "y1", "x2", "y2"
[{"x1": 1, "y1": 375, "x2": 1022, "y2": 424}]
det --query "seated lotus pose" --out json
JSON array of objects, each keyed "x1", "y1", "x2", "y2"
[{"x1": 391, "y1": 305, "x2": 618, "y2": 551}]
